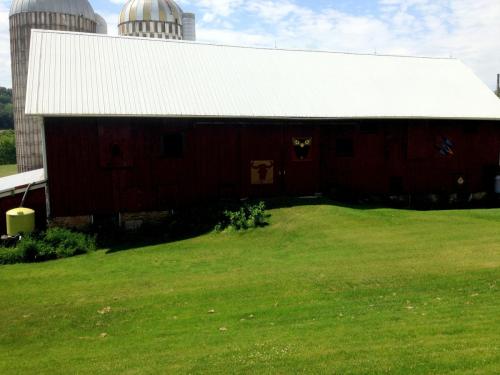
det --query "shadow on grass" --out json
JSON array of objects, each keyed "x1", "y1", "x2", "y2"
[
  {"x1": 101, "y1": 201, "x2": 270, "y2": 254},
  {"x1": 99, "y1": 194, "x2": 500, "y2": 254}
]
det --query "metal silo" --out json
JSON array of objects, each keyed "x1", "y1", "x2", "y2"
[
  {"x1": 9, "y1": 0, "x2": 97, "y2": 172},
  {"x1": 119, "y1": 0, "x2": 195, "y2": 40},
  {"x1": 95, "y1": 13, "x2": 108, "y2": 35},
  {"x1": 182, "y1": 13, "x2": 196, "y2": 41}
]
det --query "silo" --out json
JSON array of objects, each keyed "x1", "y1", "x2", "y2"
[
  {"x1": 119, "y1": 0, "x2": 193, "y2": 40},
  {"x1": 9, "y1": 0, "x2": 97, "y2": 172},
  {"x1": 182, "y1": 13, "x2": 196, "y2": 41},
  {"x1": 95, "y1": 13, "x2": 108, "y2": 35}
]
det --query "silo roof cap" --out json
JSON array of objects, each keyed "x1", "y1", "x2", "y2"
[
  {"x1": 120, "y1": 0, "x2": 183, "y2": 24},
  {"x1": 10, "y1": 0, "x2": 96, "y2": 20}
]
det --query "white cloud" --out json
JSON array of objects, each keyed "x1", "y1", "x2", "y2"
[{"x1": 194, "y1": 0, "x2": 500, "y2": 89}]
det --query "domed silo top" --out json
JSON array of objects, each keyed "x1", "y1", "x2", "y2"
[
  {"x1": 10, "y1": 0, "x2": 96, "y2": 20},
  {"x1": 120, "y1": 0, "x2": 183, "y2": 24},
  {"x1": 94, "y1": 13, "x2": 108, "y2": 34}
]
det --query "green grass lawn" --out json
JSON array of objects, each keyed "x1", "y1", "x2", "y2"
[
  {"x1": 0, "y1": 201, "x2": 499, "y2": 374},
  {"x1": 0, "y1": 164, "x2": 16, "y2": 178}
]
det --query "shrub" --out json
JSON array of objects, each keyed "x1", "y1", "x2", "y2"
[
  {"x1": 217, "y1": 201, "x2": 268, "y2": 231},
  {"x1": 44, "y1": 227, "x2": 96, "y2": 257},
  {"x1": 0, "y1": 129, "x2": 16, "y2": 164},
  {"x1": 16, "y1": 235, "x2": 54, "y2": 262},
  {"x1": 0, "y1": 247, "x2": 23, "y2": 265},
  {"x1": 0, "y1": 228, "x2": 96, "y2": 265}
]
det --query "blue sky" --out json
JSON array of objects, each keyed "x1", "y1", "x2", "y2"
[{"x1": 1, "y1": 0, "x2": 500, "y2": 89}]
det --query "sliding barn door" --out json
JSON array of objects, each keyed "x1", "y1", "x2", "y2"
[
  {"x1": 240, "y1": 125, "x2": 283, "y2": 197},
  {"x1": 283, "y1": 125, "x2": 320, "y2": 196}
]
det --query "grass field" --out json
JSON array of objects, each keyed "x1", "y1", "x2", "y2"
[
  {"x1": 0, "y1": 164, "x2": 16, "y2": 178},
  {"x1": 0, "y1": 201, "x2": 499, "y2": 374}
]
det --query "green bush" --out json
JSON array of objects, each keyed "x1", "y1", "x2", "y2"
[
  {"x1": 0, "y1": 228, "x2": 96, "y2": 265},
  {"x1": 0, "y1": 87, "x2": 13, "y2": 130},
  {"x1": 0, "y1": 130, "x2": 16, "y2": 164},
  {"x1": 44, "y1": 227, "x2": 96, "y2": 257},
  {"x1": 16, "y1": 235, "x2": 55, "y2": 262},
  {"x1": 217, "y1": 201, "x2": 268, "y2": 231},
  {"x1": 0, "y1": 247, "x2": 23, "y2": 265}
]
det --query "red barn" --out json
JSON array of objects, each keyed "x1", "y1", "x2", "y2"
[{"x1": 24, "y1": 30, "x2": 500, "y2": 227}]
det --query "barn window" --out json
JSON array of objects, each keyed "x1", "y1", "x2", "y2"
[
  {"x1": 389, "y1": 176, "x2": 404, "y2": 193},
  {"x1": 111, "y1": 143, "x2": 122, "y2": 158},
  {"x1": 336, "y1": 138, "x2": 354, "y2": 157},
  {"x1": 161, "y1": 133, "x2": 184, "y2": 158}
]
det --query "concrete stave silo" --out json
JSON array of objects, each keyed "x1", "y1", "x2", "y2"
[
  {"x1": 95, "y1": 13, "x2": 108, "y2": 35},
  {"x1": 182, "y1": 13, "x2": 196, "y2": 41},
  {"x1": 9, "y1": 0, "x2": 102, "y2": 172}
]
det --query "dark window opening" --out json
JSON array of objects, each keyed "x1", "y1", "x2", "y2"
[
  {"x1": 336, "y1": 138, "x2": 354, "y2": 157},
  {"x1": 161, "y1": 133, "x2": 184, "y2": 158},
  {"x1": 389, "y1": 176, "x2": 404, "y2": 193},
  {"x1": 111, "y1": 144, "x2": 122, "y2": 158}
]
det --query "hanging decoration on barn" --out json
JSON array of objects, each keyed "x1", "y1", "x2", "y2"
[
  {"x1": 292, "y1": 137, "x2": 312, "y2": 161},
  {"x1": 251, "y1": 160, "x2": 274, "y2": 185},
  {"x1": 436, "y1": 136, "x2": 455, "y2": 156}
]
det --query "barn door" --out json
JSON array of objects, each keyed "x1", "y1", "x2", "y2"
[
  {"x1": 282, "y1": 125, "x2": 320, "y2": 196},
  {"x1": 240, "y1": 125, "x2": 283, "y2": 197},
  {"x1": 240, "y1": 124, "x2": 321, "y2": 198}
]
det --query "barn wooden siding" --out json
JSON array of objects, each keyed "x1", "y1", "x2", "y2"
[{"x1": 44, "y1": 118, "x2": 500, "y2": 217}]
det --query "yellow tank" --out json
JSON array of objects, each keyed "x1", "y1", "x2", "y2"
[{"x1": 6, "y1": 207, "x2": 35, "y2": 236}]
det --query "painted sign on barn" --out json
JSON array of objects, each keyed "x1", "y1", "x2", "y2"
[{"x1": 251, "y1": 160, "x2": 274, "y2": 185}]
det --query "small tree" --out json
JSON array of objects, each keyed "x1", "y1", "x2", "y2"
[{"x1": 0, "y1": 130, "x2": 16, "y2": 164}]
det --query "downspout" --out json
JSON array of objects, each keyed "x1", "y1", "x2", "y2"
[
  {"x1": 20, "y1": 182, "x2": 34, "y2": 207},
  {"x1": 41, "y1": 120, "x2": 51, "y2": 220}
]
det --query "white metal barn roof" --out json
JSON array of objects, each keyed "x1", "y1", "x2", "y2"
[
  {"x1": 25, "y1": 29, "x2": 500, "y2": 120},
  {"x1": 0, "y1": 169, "x2": 46, "y2": 198}
]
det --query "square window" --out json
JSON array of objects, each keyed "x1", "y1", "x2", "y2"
[
  {"x1": 336, "y1": 138, "x2": 354, "y2": 157},
  {"x1": 161, "y1": 133, "x2": 184, "y2": 158}
]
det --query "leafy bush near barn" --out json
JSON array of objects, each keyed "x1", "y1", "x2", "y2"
[
  {"x1": 216, "y1": 201, "x2": 268, "y2": 231},
  {"x1": 0, "y1": 246, "x2": 23, "y2": 264},
  {"x1": 0, "y1": 228, "x2": 96, "y2": 265},
  {"x1": 0, "y1": 129, "x2": 16, "y2": 164}
]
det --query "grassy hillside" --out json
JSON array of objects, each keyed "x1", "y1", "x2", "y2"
[
  {"x1": 0, "y1": 164, "x2": 16, "y2": 178},
  {"x1": 0, "y1": 201, "x2": 499, "y2": 374}
]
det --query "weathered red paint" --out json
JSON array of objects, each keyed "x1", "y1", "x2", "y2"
[{"x1": 43, "y1": 117, "x2": 500, "y2": 217}]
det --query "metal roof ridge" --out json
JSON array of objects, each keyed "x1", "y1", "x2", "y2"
[{"x1": 30, "y1": 29, "x2": 457, "y2": 61}]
